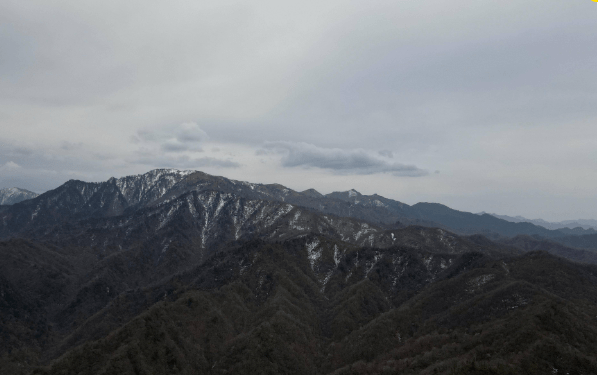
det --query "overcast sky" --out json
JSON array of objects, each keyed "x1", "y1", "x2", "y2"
[{"x1": 0, "y1": 0, "x2": 595, "y2": 221}]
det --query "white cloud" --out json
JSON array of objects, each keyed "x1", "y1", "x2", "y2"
[
  {"x1": 176, "y1": 122, "x2": 208, "y2": 143},
  {"x1": 0, "y1": 161, "x2": 22, "y2": 171}
]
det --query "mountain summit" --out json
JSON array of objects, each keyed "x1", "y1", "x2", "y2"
[{"x1": 0, "y1": 187, "x2": 38, "y2": 205}]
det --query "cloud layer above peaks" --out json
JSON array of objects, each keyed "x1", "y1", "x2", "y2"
[
  {"x1": 0, "y1": 0, "x2": 594, "y2": 221},
  {"x1": 261, "y1": 141, "x2": 427, "y2": 176}
]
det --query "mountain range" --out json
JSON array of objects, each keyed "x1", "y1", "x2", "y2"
[
  {"x1": 0, "y1": 169, "x2": 594, "y2": 374},
  {"x1": 1, "y1": 169, "x2": 594, "y2": 247}
]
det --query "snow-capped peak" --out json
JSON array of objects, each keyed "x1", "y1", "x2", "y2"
[
  {"x1": 348, "y1": 189, "x2": 359, "y2": 197},
  {"x1": 0, "y1": 187, "x2": 39, "y2": 205}
]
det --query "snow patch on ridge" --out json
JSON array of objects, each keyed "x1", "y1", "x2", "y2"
[
  {"x1": 354, "y1": 223, "x2": 376, "y2": 241},
  {"x1": 333, "y1": 245, "x2": 342, "y2": 266},
  {"x1": 466, "y1": 274, "x2": 495, "y2": 293},
  {"x1": 365, "y1": 252, "x2": 381, "y2": 277},
  {"x1": 289, "y1": 210, "x2": 308, "y2": 231},
  {"x1": 373, "y1": 199, "x2": 385, "y2": 207},
  {"x1": 306, "y1": 238, "x2": 321, "y2": 270},
  {"x1": 265, "y1": 204, "x2": 294, "y2": 227}
]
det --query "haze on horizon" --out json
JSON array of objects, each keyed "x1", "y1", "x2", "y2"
[{"x1": 0, "y1": 0, "x2": 595, "y2": 222}]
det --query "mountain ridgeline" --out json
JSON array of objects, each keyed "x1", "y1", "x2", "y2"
[
  {"x1": 0, "y1": 169, "x2": 594, "y2": 375},
  {"x1": 1, "y1": 169, "x2": 594, "y2": 244},
  {"x1": 480, "y1": 212, "x2": 597, "y2": 231}
]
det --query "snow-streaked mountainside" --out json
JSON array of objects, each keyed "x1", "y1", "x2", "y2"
[
  {"x1": 0, "y1": 169, "x2": 595, "y2": 375},
  {"x1": 0, "y1": 169, "x2": 593, "y2": 245},
  {"x1": 0, "y1": 187, "x2": 38, "y2": 205},
  {"x1": 27, "y1": 189, "x2": 486, "y2": 258}
]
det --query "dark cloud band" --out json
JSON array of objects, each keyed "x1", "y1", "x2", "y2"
[{"x1": 261, "y1": 141, "x2": 427, "y2": 176}]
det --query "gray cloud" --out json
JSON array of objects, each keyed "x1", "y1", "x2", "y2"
[
  {"x1": 192, "y1": 157, "x2": 239, "y2": 168},
  {"x1": 0, "y1": 136, "x2": 240, "y2": 194},
  {"x1": 133, "y1": 122, "x2": 209, "y2": 153},
  {"x1": 0, "y1": 161, "x2": 22, "y2": 171},
  {"x1": 130, "y1": 123, "x2": 238, "y2": 168},
  {"x1": 175, "y1": 122, "x2": 208, "y2": 143},
  {"x1": 261, "y1": 141, "x2": 427, "y2": 176},
  {"x1": 0, "y1": 141, "x2": 116, "y2": 192},
  {"x1": 161, "y1": 140, "x2": 191, "y2": 153},
  {"x1": 135, "y1": 154, "x2": 239, "y2": 169},
  {"x1": 60, "y1": 141, "x2": 83, "y2": 151},
  {"x1": 0, "y1": 1, "x2": 593, "y2": 221}
]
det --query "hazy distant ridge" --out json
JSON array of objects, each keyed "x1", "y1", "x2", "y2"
[{"x1": 478, "y1": 212, "x2": 597, "y2": 230}]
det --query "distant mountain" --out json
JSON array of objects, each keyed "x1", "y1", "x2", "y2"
[
  {"x1": 561, "y1": 218, "x2": 598, "y2": 228},
  {"x1": 498, "y1": 235, "x2": 596, "y2": 263},
  {"x1": 316, "y1": 190, "x2": 596, "y2": 240},
  {"x1": 0, "y1": 187, "x2": 38, "y2": 205},
  {"x1": 479, "y1": 212, "x2": 597, "y2": 230}
]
